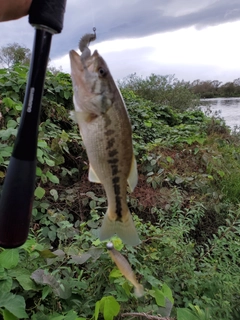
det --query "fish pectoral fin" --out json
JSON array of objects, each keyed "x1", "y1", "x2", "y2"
[
  {"x1": 69, "y1": 110, "x2": 78, "y2": 122},
  {"x1": 127, "y1": 155, "x2": 138, "y2": 192},
  {"x1": 71, "y1": 110, "x2": 92, "y2": 124},
  {"x1": 88, "y1": 164, "x2": 101, "y2": 183}
]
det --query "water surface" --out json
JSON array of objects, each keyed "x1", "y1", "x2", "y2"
[{"x1": 200, "y1": 97, "x2": 240, "y2": 129}]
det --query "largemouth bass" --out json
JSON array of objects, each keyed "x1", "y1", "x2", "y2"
[
  {"x1": 107, "y1": 241, "x2": 144, "y2": 297},
  {"x1": 69, "y1": 31, "x2": 140, "y2": 246}
]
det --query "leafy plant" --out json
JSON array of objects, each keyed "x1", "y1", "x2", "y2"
[{"x1": 0, "y1": 63, "x2": 240, "y2": 319}]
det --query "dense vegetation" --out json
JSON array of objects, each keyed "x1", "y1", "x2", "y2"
[
  {"x1": 119, "y1": 73, "x2": 240, "y2": 99},
  {"x1": 0, "y1": 62, "x2": 240, "y2": 320}
]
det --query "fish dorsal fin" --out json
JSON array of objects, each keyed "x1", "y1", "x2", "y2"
[
  {"x1": 127, "y1": 155, "x2": 138, "y2": 192},
  {"x1": 89, "y1": 164, "x2": 101, "y2": 183}
]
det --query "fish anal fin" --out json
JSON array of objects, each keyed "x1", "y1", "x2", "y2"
[
  {"x1": 99, "y1": 212, "x2": 140, "y2": 246},
  {"x1": 89, "y1": 164, "x2": 101, "y2": 183},
  {"x1": 127, "y1": 155, "x2": 138, "y2": 192}
]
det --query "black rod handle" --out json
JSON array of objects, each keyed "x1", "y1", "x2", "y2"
[
  {"x1": 29, "y1": 0, "x2": 67, "y2": 33},
  {"x1": 0, "y1": 158, "x2": 36, "y2": 248},
  {"x1": 0, "y1": 0, "x2": 67, "y2": 248},
  {"x1": 0, "y1": 30, "x2": 52, "y2": 248}
]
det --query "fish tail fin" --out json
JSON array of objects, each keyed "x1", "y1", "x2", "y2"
[
  {"x1": 99, "y1": 214, "x2": 116, "y2": 241},
  {"x1": 99, "y1": 211, "x2": 140, "y2": 246},
  {"x1": 134, "y1": 284, "x2": 144, "y2": 298}
]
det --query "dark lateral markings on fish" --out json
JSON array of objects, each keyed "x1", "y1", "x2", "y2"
[
  {"x1": 111, "y1": 164, "x2": 119, "y2": 176},
  {"x1": 108, "y1": 158, "x2": 118, "y2": 164},
  {"x1": 105, "y1": 129, "x2": 115, "y2": 136},
  {"x1": 114, "y1": 189, "x2": 122, "y2": 218},
  {"x1": 113, "y1": 183, "x2": 121, "y2": 196},
  {"x1": 112, "y1": 176, "x2": 120, "y2": 184},
  {"x1": 109, "y1": 149, "x2": 118, "y2": 157},
  {"x1": 106, "y1": 137, "x2": 115, "y2": 150}
]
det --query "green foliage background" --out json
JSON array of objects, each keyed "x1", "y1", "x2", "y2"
[{"x1": 0, "y1": 64, "x2": 240, "y2": 320}]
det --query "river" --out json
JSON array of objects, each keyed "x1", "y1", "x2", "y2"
[{"x1": 200, "y1": 97, "x2": 240, "y2": 130}]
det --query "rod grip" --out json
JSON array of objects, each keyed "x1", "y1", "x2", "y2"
[
  {"x1": 29, "y1": 0, "x2": 67, "y2": 33},
  {"x1": 0, "y1": 158, "x2": 36, "y2": 248}
]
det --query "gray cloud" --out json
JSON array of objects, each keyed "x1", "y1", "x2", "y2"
[
  {"x1": 102, "y1": 48, "x2": 239, "y2": 84},
  {"x1": 0, "y1": 0, "x2": 240, "y2": 62},
  {"x1": 59, "y1": 0, "x2": 240, "y2": 52}
]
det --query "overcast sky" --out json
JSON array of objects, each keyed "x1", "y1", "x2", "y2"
[{"x1": 1, "y1": 0, "x2": 240, "y2": 83}]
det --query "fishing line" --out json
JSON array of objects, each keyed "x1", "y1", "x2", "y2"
[{"x1": 89, "y1": 0, "x2": 96, "y2": 31}]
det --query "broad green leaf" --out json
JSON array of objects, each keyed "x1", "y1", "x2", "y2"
[
  {"x1": 64, "y1": 91, "x2": 71, "y2": 99},
  {"x1": 0, "y1": 278, "x2": 12, "y2": 292},
  {"x1": 15, "y1": 104, "x2": 22, "y2": 111},
  {"x1": 61, "y1": 130, "x2": 69, "y2": 141},
  {"x1": 46, "y1": 171, "x2": 59, "y2": 183},
  {"x1": 64, "y1": 310, "x2": 81, "y2": 320},
  {"x1": 144, "y1": 120, "x2": 152, "y2": 128},
  {"x1": 0, "y1": 249, "x2": 19, "y2": 269},
  {"x1": 162, "y1": 283, "x2": 174, "y2": 303},
  {"x1": 177, "y1": 308, "x2": 199, "y2": 320},
  {"x1": 0, "y1": 128, "x2": 17, "y2": 140},
  {"x1": 166, "y1": 156, "x2": 174, "y2": 163},
  {"x1": 16, "y1": 274, "x2": 37, "y2": 291},
  {"x1": 122, "y1": 281, "x2": 131, "y2": 296},
  {"x1": 0, "y1": 292, "x2": 28, "y2": 318},
  {"x1": 42, "y1": 286, "x2": 51, "y2": 300},
  {"x1": 112, "y1": 238, "x2": 124, "y2": 250},
  {"x1": 39, "y1": 249, "x2": 57, "y2": 259},
  {"x1": 36, "y1": 166, "x2": 42, "y2": 176},
  {"x1": 103, "y1": 296, "x2": 120, "y2": 320},
  {"x1": 3, "y1": 309, "x2": 18, "y2": 320},
  {"x1": 49, "y1": 314, "x2": 64, "y2": 320},
  {"x1": 94, "y1": 301, "x2": 100, "y2": 320},
  {"x1": 92, "y1": 238, "x2": 101, "y2": 246},
  {"x1": 109, "y1": 268, "x2": 122, "y2": 278},
  {"x1": 37, "y1": 149, "x2": 44, "y2": 163},
  {"x1": 154, "y1": 288, "x2": 165, "y2": 307},
  {"x1": 34, "y1": 186, "x2": 45, "y2": 199},
  {"x1": 56, "y1": 281, "x2": 72, "y2": 300},
  {"x1": 38, "y1": 140, "x2": 48, "y2": 148},
  {"x1": 7, "y1": 120, "x2": 17, "y2": 128},
  {"x1": 45, "y1": 158, "x2": 55, "y2": 167},
  {"x1": 2, "y1": 97, "x2": 15, "y2": 107},
  {"x1": 48, "y1": 230, "x2": 56, "y2": 242}
]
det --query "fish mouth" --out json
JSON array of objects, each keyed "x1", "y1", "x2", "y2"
[
  {"x1": 69, "y1": 49, "x2": 99, "y2": 73},
  {"x1": 69, "y1": 50, "x2": 84, "y2": 72},
  {"x1": 69, "y1": 49, "x2": 98, "y2": 92}
]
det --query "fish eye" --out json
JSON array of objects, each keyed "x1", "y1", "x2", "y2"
[{"x1": 98, "y1": 67, "x2": 108, "y2": 77}]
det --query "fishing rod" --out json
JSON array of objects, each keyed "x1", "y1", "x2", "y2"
[{"x1": 0, "y1": 0, "x2": 67, "y2": 248}]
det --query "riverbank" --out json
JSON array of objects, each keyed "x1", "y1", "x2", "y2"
[{"x1": 1, "y1": 67, "x2": 240, "y2": 319}]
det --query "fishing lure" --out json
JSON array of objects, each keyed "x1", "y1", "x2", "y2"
[
  {"x1": 107, "y1": 242, "x2": 144, "y2": 297},
  {"x1": 79, "y1": 27, "x2": 96, "y2": 61}
]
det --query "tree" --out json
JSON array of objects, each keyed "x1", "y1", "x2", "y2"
[
  {"x1": 0, "y1": 43, "x2": 31, "y2": 68},
  {"x1": 118, "y1": 73, "x2": 200, "y2": 111}
]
